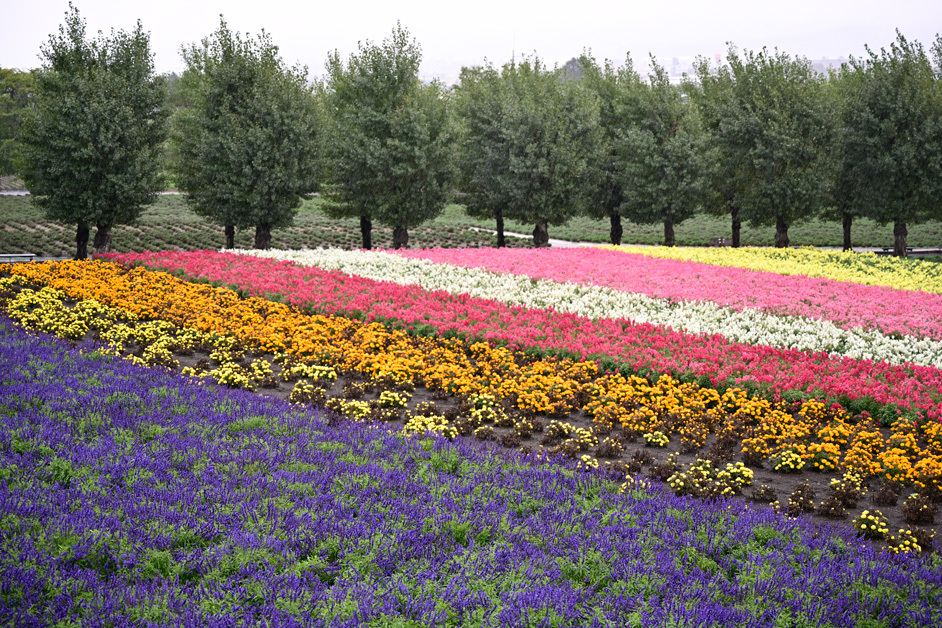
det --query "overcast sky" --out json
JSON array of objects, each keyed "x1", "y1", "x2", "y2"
[{"x1": 2, "y1": 0, "x2": 939, "y2": 84}]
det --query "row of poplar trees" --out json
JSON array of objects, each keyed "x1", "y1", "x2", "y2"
[{"x1": 16, "y1": 5, "x2": 942, "y2": 258}]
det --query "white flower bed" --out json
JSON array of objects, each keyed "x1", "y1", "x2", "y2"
[{"x1": 235, "y1": 248, "x2": 942, "y2": 368}]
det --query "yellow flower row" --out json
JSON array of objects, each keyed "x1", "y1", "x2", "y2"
[{"x1": 602, "y1": 244, "x2": 942, "y2": 293}]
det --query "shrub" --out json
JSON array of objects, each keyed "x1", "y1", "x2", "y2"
[
  {"x1": 751, "y1": 485, "x2": 778, "y2": 503},
  {"x1": 784, "y1": 483, "x2": 816, "y2": 516},
  {"x1": 902, "y1": 494, "x2": 936, "y2": 524},
  {"x1": 853, "y1": 510, "x2": 889, "y2": 539}
]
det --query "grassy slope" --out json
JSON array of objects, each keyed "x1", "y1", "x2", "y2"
[{"x1": 2, "y1": 194, "x2": 942, "y2": 255}]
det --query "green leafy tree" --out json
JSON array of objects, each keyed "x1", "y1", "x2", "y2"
[
  {"x1": 577, "y1": 52, "x2": 645, "y2": 245},
  {"x1": 0, "y1": 67, "x2": 35, "y2": 176},
  {"x1": 17, "y1": 4, "x2": 167, "y2": 259},
  {"x1": 837, "y1": 32, "x2": 942, "y2": 257},
  {"x1": 457, "y1": 56, "x2": 602, "y2": 247},
  {"x1": 156, "y1": 72, "x2": 187, "y2": 188},
  {"x1": 323, "y1": 23, "x2": 455, "y2": 249},
  {"x1": 161, "y1": 72, "x2": 187, "y2": 109},
  {"x1": 691, "y1": 55, "x2": 746, "y2": 246},
  {"x1": 616, "y1": 59, "x2": 709, "y2": 246},
  {"x1": 455, "y1": 63, "x2": 511, "y2": 246},
  {"x1": 173, "y1": 17, "x2": 321, "y2": 250},
  {"x1": 820, "y1": 68, "x2": 863, "y2": 251},
  {"x1": 695, "y1": 46, "x2": 832, "y2": 248}
]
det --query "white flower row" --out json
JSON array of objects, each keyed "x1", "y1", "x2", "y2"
[{"x1": 235, "y1": 248, "x2": 942, "y2": 368}]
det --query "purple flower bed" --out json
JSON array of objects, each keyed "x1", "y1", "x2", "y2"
[{"x1": 0, "y1": 316, "x2": 939, "y2": 627}]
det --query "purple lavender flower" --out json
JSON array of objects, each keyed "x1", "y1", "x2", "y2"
[{"x1": 0, "y1": 316, "x2": 939, "y2": 627}]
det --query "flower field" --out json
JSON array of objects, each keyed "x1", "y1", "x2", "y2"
[
  {"x1": 246, "y1": 247, "x2": 942, "y2": 365},
  {"x1": 2, "y1": 318, "x2": 941, "y2": 626},
  {"x1": 2, "y1": 248, "x2": 942, "y2": 625},
  {"x1": 101, "y1": 250, "x2": 942, "y2": 422},
  {"x1": 396, "y1": 247, "x2": 942, "y2": 340}
]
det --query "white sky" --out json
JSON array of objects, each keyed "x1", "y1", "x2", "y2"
[{"x1": 2, "y1": 0, "x2": 939, "y2": 84}]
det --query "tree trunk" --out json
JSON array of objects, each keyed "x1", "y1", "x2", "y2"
[
  {"x1": 774, "y1": 215, "x2": 789, "y2": 248},
  {"x1": 532, "y1": 220, "x2": 549, "y2": 248},
  {"x1": 75, "y1": 223, "x2": 90, "y2": 260},
  {"x1": 610, "y1": 213, "x2": 623, "y2": 246},
  {"x1": 393, "y1": 226, "x2": 409, "y2": 249},
  {"x1": 663, "y1": 218, "x2": 675, "y2": 247},
  {"x1": 254, "y1": 223, "x2": 272, "y2": 250},
  {"x1": 224, "y1": 225, "x2": 235, "y2": 249},
  {"x1": 495, "y1": 209, "x2": 505, "y2": 248},
  {"x1": 893, "y1": 220, "x2": 908, "y2": 258},
  {"x1": 360, "y1": 215, "x2": 372, "y2": 250},
  {"x1": 731, "y1": 206, "x2": 741, "y2": 248},
  {"x1": 93, "y1": 223, "x2": 112, "y2": 254},
  {"x1": 842, "y1": 213, "x2": 853, "y2": 252}
]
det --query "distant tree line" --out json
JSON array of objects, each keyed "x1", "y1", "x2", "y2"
[{"x1": 9, "y1": 5, "x2": 942, "y2": 258}]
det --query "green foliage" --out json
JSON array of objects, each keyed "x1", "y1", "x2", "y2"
[
  {"x1": 226, "y1": 415, "x2": 270, "y2": 435},
  {"x1": 456, "y1": 55, "x2": 602, "y2": 246},
  {"x1": 0, "y1": 67, "x2": 35, "y2": 176},
  {"x1": 575, "y1": 53, "x2": 645, "y2": 244},
  {"x1": 173, "y1": 17, "x2": 321, "y2": 249},
  {"x1": 323, "y1": 23, "x2": 455, "y2": 249},
  {"x1": 694, "y1": 46, "x2": 833, "y2": 247},
  {"x1": 836, "y1": 31, "x2": 942, "y2": 256},
  {"x1": 819, "y1": 73, "x2": 856, "y2": 208},
  {"x1": 16, "y1": 4, "x2": 168, "y2": 258},
  {"x1": 616, "y1": 59, "x2": 710, "y2": 246},
  {"x1": 453, "y1": 64, "x2": 506, "y2": 226},
  {"x1": 691, "y1": 55, "x2": 740, "y2": 214},
  {"x1": 156, "y1": 72, "x2": 186, "y2": 187},
  {"x1": 556, "y1": 549, "x2": 613, "y2": 591}
]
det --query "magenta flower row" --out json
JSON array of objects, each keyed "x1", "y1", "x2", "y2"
[{"x1": 396, "y1": 247, "x2": 942, "y2": 340}]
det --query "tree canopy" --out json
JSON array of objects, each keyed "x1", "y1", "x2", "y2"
[
  {"x1": 577, "y1": 53, "x2": 645, "y2": 245},
  {"x1": 173, "y1": 17, "x2": 321, "y2": 250},
  {"x1": 323, "y1": 23, "x2": 455, "y2": 249},
  {"x1": 690, "y1": 55, "x2": 746, "y2": 246},
  {"x1": 694, "y1": 47, "x2": 833, "y2": 247},
  {"x1": 818, "y1": 68, "x2": 863, "y2": 251},
  {"x1": 616, "y1": 59, "x2": 709, "y2": 247},
  {"x1": 17, "y1": 4, "x2": 167, "y2": 259},
  {"x1": 835, "y1": 31, "x2": 942, "y2": 257},
  {"x1": 0, "y1": 67, "x2": 35, "y2": 176},
  {"x1": 457, "y1": 56, "x2": 602, "y2": 247}
]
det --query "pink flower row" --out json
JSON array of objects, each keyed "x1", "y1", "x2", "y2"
[
  {"x1": 395, "y1": 248, "x2": 942, "y2": 340},
  {"x1": 102, "y1": 250, "x2": 942, "y2": 421}
]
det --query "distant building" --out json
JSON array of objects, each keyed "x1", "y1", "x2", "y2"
[{"x1": 809, "y1": 57, "x2": 848, "y2": 73}]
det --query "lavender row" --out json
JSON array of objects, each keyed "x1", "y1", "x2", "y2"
[{"x1": 0, "y1": 317, "x2": 939, "y2": 627}]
